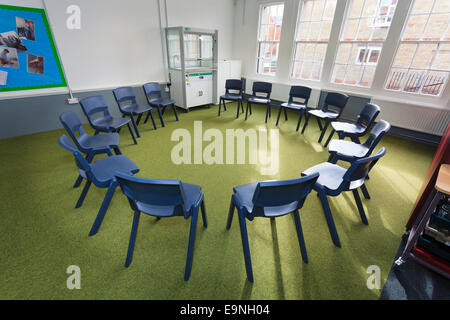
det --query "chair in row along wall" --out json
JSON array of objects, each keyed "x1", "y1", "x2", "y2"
[{"x1": 78, "y1": 83, "x2": 179, "y2": 145}]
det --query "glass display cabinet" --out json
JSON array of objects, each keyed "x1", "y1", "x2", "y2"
[{"x1": 166, "y1": 27, "x2": 218, "y2": 111}]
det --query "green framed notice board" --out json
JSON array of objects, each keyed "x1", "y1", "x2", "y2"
[{"x1": 0, "y1": 4, "x2": 66, "y2": 92}]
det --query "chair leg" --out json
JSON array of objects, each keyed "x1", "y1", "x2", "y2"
[
  {"x1": 153, "y1": 106, "x2": 165, "y2": 127},
  {"x1": 172, "y1": 104, "x2": 179, "y2": 121},
  {"x1": 293, "y1": 210, "x2": 308, "y2": 264},
  {"x1": 136, "y1": 114, "x2": 143, "y2": 126},
  {"x1": 200, "y1": 199, "x2": 208, "y2": 228},
  {"x1": 265, "y1": 104, "x2": 270, "y2": 123},
  {"x1": 73, "y1": 176, "x2": 84, "y2": 189},
  {"x1": 245, "y1": 102, "x2": 250, "y2": 120},
  {"x1": 361, "y1": 184, "x2": 371, "y2": 199},
  {"x1": 75, "y1": 180, "x2": 92, "y2": 208},
  {"x1": 113, "y1": 147, "x2": 122, "y2": 155},
  {"x1": 317, "y1": 190, "x2": 341, "y2": 248},
  {"x1": 316, "y1": 118, "x2": 323, "y2": 131},
  {"x1": 184, "y1": 208, "x2": 199, "y2": 281},
  {"x1": 352, "y1": 189, "x2": 368, "y2": 225},
  {"x1": 236, "y1": 100, "x2": 241, "y2": 119},
  {"x1": 147, "y1": 110, "x2": 157, "y2": 130},
  {"x1": 276, "y1": 106, "x2": 283, "y2": 126},
  {"x1": 241, "y1": 100, "x2": 244, "y2": 113},
  {"x1": 129, "y1": 114, "x2": 140, "y2": 138},
  {"x1": 318, "y1": 119, "x2": 331, "y2": 143},
  {"x1": 125, "y1": 211, "x2": 141, "y2": 268},
  {"x1": 301, "y1": 113, "x2": 310, "y2": 134},
  {"x1": 224, "y1": 101, "x2": 227, "y2": 111},
  {"x1": 324, "y1": 129, "x2": 335, "y2": 148},
  {"x1": 218, "y1": 98, "x2": 222, "y2": 116},
  {"x1": 89, "y1": 182, "x2": 117, "y2": 236},
  {"x1": 226, "y1": 197, "x2": 235, "y2": 229},
  {"x1": 127, "y1": 123, "x2": 138, "y2": 145},
  {"x1": 296, "y1": 110, "x2": 304, "y2": 132},
  {"x1": 237, "y1": 210, "x2": 254, "y2": 282}
]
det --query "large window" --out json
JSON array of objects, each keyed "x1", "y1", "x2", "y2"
[
  {"x1": 332, "y1": 0, "x2": 398, "y2": 87},
  {"x1": 291, "y1": 0, "x2": 337, "y2": 81},
  {"x1": 385, "y1": 0, "x2": 450, "y2": 96},
  {"x1": 257, "y1": 3, "x2": 285, "y2": 76}
]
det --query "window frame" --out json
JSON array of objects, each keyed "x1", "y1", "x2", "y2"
[
  {"x1": 384, "y1": 0, "x2": 450, "y2": 97},
  {"x1": 290, "y1": 0, "x2": 338, "y2": 82},
  {"x1": 256, "y1": 2, "x2": 285, "y2": 76},
  {"x1": 330, "y1": 0, "x2": 399, "y2": 89}
]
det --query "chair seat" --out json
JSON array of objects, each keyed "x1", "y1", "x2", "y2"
[
  {"x1": 221, "y1": 93, "x2": 242, "y2": 101},
  {"x1": 281, "y1": 102, "x2": 307, "y2": 110},
  {"x1": 92, "y1": 116, "x2": 130, "y2": 131},
  {"x1": 78, "y1": 132, "x2": 120, "y2": 151},
  {"x1": 136, "y1": 182, "x2": 202, "y2": 217},
  {"x1": 90, "y1": 155, "x2": 139, "y2": 187},
  {"x1": 308, "y1": 109, "x2": 339, "y2": 119},
  {"x1": 302, "y1": 163, "x2": 346, "y2": 192},
  {"x1": 331, "y1": 121, "x2": 366, "y2": 134},
  {"x1": 328, "y1": 140, "x2": 370, "y2": 159},
  {"x1": 148, "y1": 97, "x2": 176, "y2": 107},
  {"x1": 121, "y1": 103, "x2": 152, "y2": 115},
  {"x1": 248, "y1": 97, "x2": 270, "y2": 104}
]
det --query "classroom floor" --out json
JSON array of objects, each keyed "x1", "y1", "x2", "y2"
[{"x1": 0, "y1": 103, "x2": 436, "y2": 300}]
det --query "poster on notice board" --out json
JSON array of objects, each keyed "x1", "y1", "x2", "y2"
[{"x1": 0, "y1": 4, "x2": 66, "y2": 92}]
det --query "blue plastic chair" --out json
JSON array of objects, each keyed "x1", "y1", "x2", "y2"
[
  {"x1": 301, "y1": 148, "x2": 386, "y2": 247},
  {"x1": 226, "y1": 173, "x2": 319, "y2": 282},
  {"x1": 59, "y1": 111, "x2": 122, "y2": 189},
  {"x1": 58, "y1": 135, "x2": 139, "y2": 236},
  {"x1": 324, "y1": 103, "x2": 380, "y2": 147},
  {"x1": 143, "y1": 82, "x2": 179, "y2": 127},
  {"x1": 328, "y1": 120, "x2": 391, "y2": 164},
  {"x1": 113, "y1": 87, "x2": 157, "y2": 138},
  {"x1": 79, "y1": 95, "x2": 138, "y2": 145},
  {"x1": 219, "y1": 79, "x2": 245, "y2": 118},
  {"x1": 302, "y1": 92, "x2": 349, "y2": 143},
  {"x1": 114, "y1": 172, "x2": 207, "y2": 280},
  {"x1": 245, "y1": 81, "x2": 272, "y2": 123},
  {"x1": 276, "y1": 86, "x2": 311, "y2": 131}
]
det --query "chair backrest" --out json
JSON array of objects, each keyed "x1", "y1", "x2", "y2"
[
  {"x1": 322, "y1": 92, "x2": 349, "y2": 116},
  {"x1": 342, "y1": 147, "x2": 386, "y2": 190},
  {"x1": 364, "y1": 120, "x2": 391, "y2": 154},
  {"x1": 356, "y1": 103, "x2": 380, "y2": 128},
  {"x1": 113, "y1": 87, "x2": 137, "y2": 111},
  {"x1": 249, "y1": 173, "x2": 319, "y2": 218},
  {"x1": 143, "y1": 82, "x2": 162, "y2": 102},
  {"x1": 225, "y1": 79, "x2": 243, "y2": 94},
  {"x1": 115, "y1": 172, "x2": 191, "y2": 218},
  {"x1": 252, "y1": 81, "x2": 272, "y2": 98},
  {"x1": 289, "y1": 85, "x2": 311, "y2": 104},
  {"x1": 58, "y1": 134, "x2": 92, "y2": 175},
  {"x1": 59, "y1": 111, "x2": 88, "y2": 152},
  {"x1": 79, "y1": 96, "x2": 112, "y2": 122}
]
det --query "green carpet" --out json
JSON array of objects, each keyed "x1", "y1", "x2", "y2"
[{"x1": 0, "y1": 103, "x2": 435, "y2": 300}]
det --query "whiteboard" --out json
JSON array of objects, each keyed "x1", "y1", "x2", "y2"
[{"x1": 44, "y1": 0, "x2": 166, "y2": 92}]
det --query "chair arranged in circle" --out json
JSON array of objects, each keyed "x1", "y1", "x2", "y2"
[
  {"x1": 143, "y1": 82, "x2": 179, "y2": 128},
  {"x1": 79, "y1": 95, "x2": 138, "y2": 145},
  {"x1": 226, "y1": 173, "x2": 319, "y2": 282},
  {"x1": 113, "y1": 86, "x2": 157, "y2": 138},
  {"x1": 323, "y1": 103, "x2": 380, "y2": 147},
  {"x1": 302, "y1": 92, "x2": 349, "y2": 143},
  {"x1": 218, "y1": 79, "x2": 245, "y2": 118},
  {"x1": 58, "y1": 135, "x2": 140, "y2": 236},
  {"x1": 115, "y1": 172, "x2": 207, "y2": 281},
  {"x1": 60, "y1": 110, "x2": 122, "y2": 189},
  {"x1": 245, "y1": 81, "x2": 273, "y2": 123},
  {"x1": 327, "y1": 120, "x2": 391, "y2": 164},
  {"x1": 301, "y1": 147, "x2": 386, "y2": 248},
  {"x1": 276, "y1": 85, "x2": 312, "y2": 131}
]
